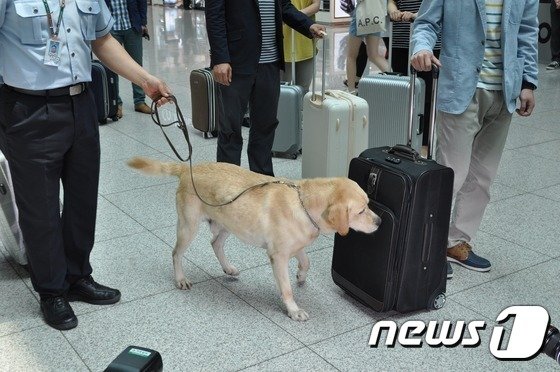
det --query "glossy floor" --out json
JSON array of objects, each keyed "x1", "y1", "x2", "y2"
[{"x1": 2, "y1": 6, "x2": 560, "y2": 371}]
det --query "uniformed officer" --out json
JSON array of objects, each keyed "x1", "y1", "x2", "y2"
[{"x1": 0, "y1": 0, "x2": 171, "y2": 330}]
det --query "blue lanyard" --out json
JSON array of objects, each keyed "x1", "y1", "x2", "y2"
[{"x1": 42, "y1": 0, "x2": 66, "y2": 38}]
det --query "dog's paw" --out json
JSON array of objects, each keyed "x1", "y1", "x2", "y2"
[
  {"x1": 288, "y1": 309, "x2": 309, "y2": 321},
  {"x1": 176, "y1": 278, "x2": 193, "y2": 290},
  {"x1": 296, "y1": 271, "x2": 307, "y2": 285},
  {"x1": 223, "y1": 266, "x2": 240, "y2": 276}
]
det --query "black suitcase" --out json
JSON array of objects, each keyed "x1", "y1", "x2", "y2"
[
  {"x1": 91, "y1": 60, "x2": 119, "y2": 124},
  {"x1": 189, "y1": 68, "x2": 218, "y2": 138},
  {"x1": 332, "y1": 67, "x2": 454, "y2": 313}
]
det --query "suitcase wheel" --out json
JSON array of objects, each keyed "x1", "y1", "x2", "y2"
[
  {"x1": 431, "y1": 293, "x2": 446, "y2": 310},
  {"x1": 99, "y1": 118, "x2": 108, "y2": 125},
  {"x1": 111, "y1": 116, "x2": 119, "y2": 122}
]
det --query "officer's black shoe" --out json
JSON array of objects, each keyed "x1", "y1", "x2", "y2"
[
  {"x1": 40, "y1": 296, "x2": 78, "y2": 331},
  {"x1": 67, "y1": 276, "x2": 121, "y2": 305}
]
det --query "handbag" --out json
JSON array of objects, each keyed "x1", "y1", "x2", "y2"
[{"x1": 355, "y1": 0, "x2": 387, "y2": 36}]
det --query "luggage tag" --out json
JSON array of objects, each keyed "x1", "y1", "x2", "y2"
[{"x1": 44, "y1": 37, "x2": 61, "y2": 66}]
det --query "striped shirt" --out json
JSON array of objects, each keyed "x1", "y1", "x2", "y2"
[
  {"x1": 110, "y1": 0, "x2": 132, "y2": 31},
  {"x1": 477, "y1": 0, "x2": 504, "y2": 90},
  {"x1": 393, "y1": 0, "x2": 441, "y2": 50},
  {"x1": 258, "y1": 0, "x2": 279, "y2": 63}
]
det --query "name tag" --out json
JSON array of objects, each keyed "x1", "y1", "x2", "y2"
[{"x1": 44, "y1": 38, "x2": 61, "y2": 67}]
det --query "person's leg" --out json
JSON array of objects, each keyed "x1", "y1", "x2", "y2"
[
  {"x1": 365, "y1": 34, "x2": 390, "y2": 73},
  {"x1": 346, "y1": 35, "x2": 364, "y2": 92},
  {"x1": 62, "y1": 89, "x2": 101, "y2": 284},
  {"x1": 390, "y1": 47, "x2": 409, "y2": 75},
  {"x1": 356, "y1": 41, "x2": 368, "y2": 79},
  {"x1": 216, "y1": 74, "x2": 254, "y2": 166},
  {"x1": 449, "y1": 90, "x2": 512, "y2": 250},
  {"x1": 0, "y1": 89, "x2": 72, "y2": 297},
  {"x1": 247, "y1": 62, "x2": 280, "y2": 176},
  {"x1": 295, "y1": 58, "x2": 314, "y2": 95},
  {"x1": 121, "y1": 28, "x2": 146, "y2": 106}
]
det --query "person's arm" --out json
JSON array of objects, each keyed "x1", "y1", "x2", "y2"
[
  {"x1": 516, "y1": 0, "x2": 539, "y2": 116},
  {"x1": 92, "y1": 34, "x2": 171, "y2": 104},
  {"x1": 410, "y1": 0, "x2": 443, "y2": 71},
  {"x1": 388, "y1": 0, "x2": 401, "y2": 21},
  {"x1": 281, "y1": 0, "x2": 325, "y2": 38},
  {"x1": 299, "y1": 0, "x2": 319, "y2": 17},
  {"x1": 205, "y1": 0, "x2": 231, "y2": 85}
]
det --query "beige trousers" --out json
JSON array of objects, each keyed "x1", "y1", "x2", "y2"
[{"x1": 436, "y1": 88, "x2": 513, "y2": 249}]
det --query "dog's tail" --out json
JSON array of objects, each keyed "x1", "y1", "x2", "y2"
[{"x1": 127, "y1": 157, "x2": 184, "y2": 177}]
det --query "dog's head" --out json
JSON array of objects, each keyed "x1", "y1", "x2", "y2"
[{"x1": 322, "y1": 178, "x2": 381, "y2": 236}]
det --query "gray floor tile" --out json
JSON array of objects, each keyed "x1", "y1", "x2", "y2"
[
  {"x1": 517, "y1": 139, "x2": 560, "y2": 161},
  {"x1": 99, "y1": 125, "x2": 161, "y2": 164},
  {"x1": 451, "y1": 260, "x2": 560, "y2": 330},
  {"x1": 494, "y1": 149, "x2": 560, "y2": 192},
  {"x1": 489, "y1": 181, "x2": 525, "y2": 203},
  {"x1": 512, "y1": 109, "x2": 560, "y2": 134},
  {"x1": 0, "y1": 261, "x2": 43, "y2": 337},
  {"x1": 309, "y1": 299, "x2": 557, "y2": 371},
  {"x1": 95, "y1": 196, "x2": 147, "y2": 242},
  {"x1": 69, "y1": 232, "x2": 210, "y2": 315},
  {"x1": 240, "y1": 348, "x2": 338, "y2": 372},
  {"x1": 504, "y1": 122, "x2": 560, "y2": 151},
  {"x1": 64, "y1": 281, "x2": 303, "y2": 372},
  {"x1": 532, "y1": 183, "x2": 560, "y2": 203},
  {"x1": 104, "y1": 183, "x2": 178, "y2": 231},
  {"x1": 480, "y1": 194, "x2": 560, "y2": 257},
  {"x1": 446, "y1": 231, "x2": 550, "y2": 295},
  {"x1": 0, "y1": 326, "x2": 89, "y2": 371},
  {"x1": 99, "y1": 152, "x2": 177, "y2": 195},
  {"x1": 217, "y1": 248, "x2": 388, "y2": 345}
]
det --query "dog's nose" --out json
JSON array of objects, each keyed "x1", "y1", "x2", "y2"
[{"x1": 373, "y1": 214, "x2": 381, "y2": 226}]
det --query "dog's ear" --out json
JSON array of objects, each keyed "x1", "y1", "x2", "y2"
[{"x1": 322, "y1": 203, "x2": 349, "y2": 236}]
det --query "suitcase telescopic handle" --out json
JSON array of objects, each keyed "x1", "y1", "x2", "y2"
[
  {"x1": 310, "y1": 35, "x2": 327, "y2": 103},
  {"x1": 406, "y1": 65, "x2": 439, "y2": 159}
]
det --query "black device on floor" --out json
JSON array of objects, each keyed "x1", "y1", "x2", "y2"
[{"x1": 104, "y1": 346, "x2": 163, "y2": 372}]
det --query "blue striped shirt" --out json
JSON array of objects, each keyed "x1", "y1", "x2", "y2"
[
  {"x1": 258, "y1": 0, "x2": 278, "y2": 63},
  {"x1": 477, "y1": 0, "x2": 504, "y2": 91}
]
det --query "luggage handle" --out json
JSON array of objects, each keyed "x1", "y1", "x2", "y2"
[
  {"x1": 387, "y1": 144, "x2": 420, "y2": 162},
  {"x1": 310, "y1": 36, "x2": 327, "y2": 103},
  {"x1": 407, "y1": 65, "x2": 439, "y2": 159}
]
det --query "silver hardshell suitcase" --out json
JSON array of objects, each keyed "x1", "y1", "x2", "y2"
[
  {"x1": 0, "y1": 151, "x2": 27, "y2": 266},
  {"x1": 272, "y1": 29, "x2": 303, "y2": 159},
  {"x1": 302, "y1": 38, "x2": 369, "y2": 178},
  {"x1": 358, "y1": 73, "x2": 425, "y2": 151}
]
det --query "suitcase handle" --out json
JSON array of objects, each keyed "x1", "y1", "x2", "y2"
[
  {"x1": 387, "y1": 144, "x2": 421, "y2": 162},
  {"x1": 407, "y1": 65, "x2": 439, "y2": 159}
]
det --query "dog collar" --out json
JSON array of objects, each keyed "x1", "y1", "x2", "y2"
[{"x1": 269, "y1": 181, "x2": 320, "y2": 232}]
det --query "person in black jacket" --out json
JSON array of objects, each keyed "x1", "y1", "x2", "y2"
[
  {"x1": 205, "y1": 0, "x2": 325, "y2": 176},
  {"x1": 106, "y1": 0, "x2": 152, "y2": 117}
]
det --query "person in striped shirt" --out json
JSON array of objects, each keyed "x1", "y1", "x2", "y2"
[{"x1": 411, "y1": 0, "x2": 538, "y2": 278}]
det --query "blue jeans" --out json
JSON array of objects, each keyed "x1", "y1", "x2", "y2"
[{"x1": 111, "y1": 28, "x2": 145, "y2": 106}]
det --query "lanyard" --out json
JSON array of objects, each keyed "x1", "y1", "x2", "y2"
[{"x1": 42, "y1": 0, "x2": 65, "y2": 38}]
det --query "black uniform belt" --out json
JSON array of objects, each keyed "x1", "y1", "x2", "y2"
[{"x1": 7, "y1": 83, "x2": 87, "y2": 97}]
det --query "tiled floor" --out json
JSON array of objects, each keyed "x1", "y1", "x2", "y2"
[{"x1": 2, "y1": 6, "x2": 560, "y2": 371}]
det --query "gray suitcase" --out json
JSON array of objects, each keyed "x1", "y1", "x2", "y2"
[
  {"x1": 190, "y1": 68, "x2": 219, "y2": 138},
  {"x1": 358, "y1": 73, "x2": 425, "y2": 152},
  {"x1": 272, "y1": 29, "x2": 303, "y2": 159},
  {"x1": 0, "y1": 151, "x2": 27, "y2": 266}
]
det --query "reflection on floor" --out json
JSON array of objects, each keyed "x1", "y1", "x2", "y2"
[{"x1": 2, "y1": 5, "x2": 560, "y2": 371}]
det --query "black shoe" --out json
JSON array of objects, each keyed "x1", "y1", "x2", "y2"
[
  {"x1": 67, "y1": 276, "x2": 121, "y2": 305},
  {"x1": 40, "y1": 296, "x2": 78, "y2": 330}
]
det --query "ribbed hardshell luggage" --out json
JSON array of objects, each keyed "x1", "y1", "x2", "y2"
[
  {"x1": 302, "y1": 39, "x2": 369, "y2": 178},
  {"x1": 91, "y1": 60, "x2": 119, "y2": 124},
  {"x1": 0, "y1": 152, "x2": 27, "y2": 266},
  {"x1": 190, "y1": 68, "x2": 219, "y2": 138},
  {"x1": 273, "y1": 29, "x2": 303, "y2": 159},
  {"x1": 332, "y1": 67, "x2": 454, "y2": 313},
  {"x1": 358, "y1": 73, "x2": 425, "y2": 151}
]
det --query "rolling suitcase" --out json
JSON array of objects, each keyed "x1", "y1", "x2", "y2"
[
  {"x1": 358, "y1": 73, "x2": 425, "y2": 151},
  {"x1": 302, "y1": 39, "x2": 369, "y2": 178},
  {"x1": 190, "y1": 68, "x2": 219, "y2": 138},
  {"x1": 0, "y1": 151, "x2": 27, "y2": 266},
  {"x1": 332, "y1": 67, "x2": 454, "y2": 313},
  {"x1": 91, "y1": 60, "x2": 119, "y2": 124},
  {"x1": 273, "y1": 29, "x2": 303, "y2": 159}
]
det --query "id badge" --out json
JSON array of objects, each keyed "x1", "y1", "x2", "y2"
[{"x1": 44, "y1": 38, "x2": 61, "y2": 66}]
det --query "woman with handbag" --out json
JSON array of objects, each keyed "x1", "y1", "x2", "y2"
[{"x1": 346, "y1": 0, "x2": 397, "y2": 92}]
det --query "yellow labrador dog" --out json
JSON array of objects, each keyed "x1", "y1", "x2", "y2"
[{"x1": 128, "y1": 157, "x2": 380, "y2": 321}]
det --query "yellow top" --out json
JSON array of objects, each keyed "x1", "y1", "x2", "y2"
[{"x1": 282, "y1": 0, "x2": 315, "y2": 62}]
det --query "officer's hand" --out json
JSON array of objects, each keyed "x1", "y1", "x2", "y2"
[
  {"x1": 142, "y1": 75, "x2": 172, "y2": 106},
  {"x1": 213, "y1": 63, "x2": 232, "y2": 86},
  {"x1": 310, "y1": 24, "x2": 327, "y2": 38},
  {"x1": 410, "y1": 50, "x2": 441, "y2": 72}
]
